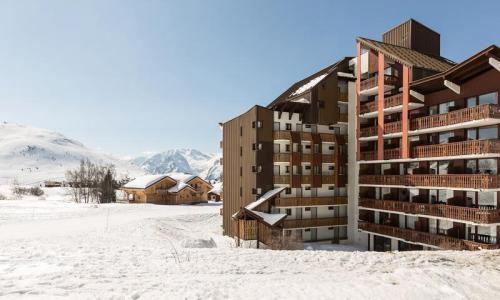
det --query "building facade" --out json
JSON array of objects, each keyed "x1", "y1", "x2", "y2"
[
  {"x1": 222, "y1": 58, "x2": 355, "y2": 246},
  {"x1": 353, "y1": 20, "x2": 500, "y2": 251},
  {"x1": 221, "y1": 18, "x2": 500, "y2": 251}
]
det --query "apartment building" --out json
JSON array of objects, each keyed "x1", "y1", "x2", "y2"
[
  {"x1": 353, "y1": 20, "x2": 500, "y2": 250},
  {"x1": 222, "y1": 58, "x2": 355, "y2": 248}
]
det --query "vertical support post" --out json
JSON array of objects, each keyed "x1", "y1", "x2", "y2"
[
  {"x1": 237, "y1": 219, "x2": 241, "y2": 247},
  {"x1": 377, "y1": 52, "x2": 385, "y2": 160},
  {"x1": 402, "y1": 65, "x2": 410, "y2": 159},
  {"x1": 256, "y1": 222, "x2": 260, "y2": 249},
  {"x1": 356, "y1": 42, "x2": 362, "y2": 161}
]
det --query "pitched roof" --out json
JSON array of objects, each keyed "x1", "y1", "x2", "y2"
[
  {"x1": 267, "y1": 57, "x2": 351, "y2": 109},
  {"x1": 357, "y1": 37, "x2": 455, "y2": 72},
  {"x1": 123, "y1": 174, "x2": 172, "y2": 189},
  {"x1": 410, "y1": 44, "x2": 499, "y2": 94},
  {"x1": 168, "y1": 181, "x2": 195, "y2": 193}
]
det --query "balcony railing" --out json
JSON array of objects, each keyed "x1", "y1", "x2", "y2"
[
  {"x1": 360, "y1": 126, "x2": 378, "y2": 138},
  {"x1": 323, "y1": 154, "x2": 335, "y2": 163},
  {"x1": 275, "y1": 196, "x2": 348, "y2": 207},
  {"x1": 360, "y1": 93, "x2": 403, "y2": 114},
  {"x1": 359, "y1": 174, "x2": 500, "y2": 189},
  {"x1": 322, "y1": 175, "x2": 335, "y2": 184},
  {"x1": 384, "y1": 121, "x2": 401, "y2": 134},
  {"x1": 338, "y1": 113, "x2": 348, "y2": 123},
  {"x1": 273, "y1": 153, "x2": 291, "y2": 162},
  {"x1": 359, "y1": 198, "x2": 500, "y2": 224},
  {"x1": 358, "y1": 222, "x2": 500, "y2": 250},
  {"x1": 359, "y1": 149, "x2": 401, "y2": 161},
  {"x1": 339, "y1": 92, "x2": 348, "y2": 102},
  {"x1": 283, "y1": 216, "x2": 347, "y2": 229},
  {"x1": 274, "y1": 175, "x2": 290, "y2": 184},
  {"x1": 413, "y1": 139, "x2": 500, "y2": 158},
  {"x1": 410, "y1": 104, "x2": 500, "y2": 131},
  {"x1": 360, "y1": 75, "x2": 398, "y2": 91}
]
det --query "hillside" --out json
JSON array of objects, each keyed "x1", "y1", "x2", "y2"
[
  {"x1": 131, "y1": 149, "x2": 222, "y2": 181},
  {"x1": 0, "y1": 122, "x2": 144, "y2": 185}
]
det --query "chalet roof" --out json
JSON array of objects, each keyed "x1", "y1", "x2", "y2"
[
  {"x1": 123, "y1": 174, "x2": 172, "y2": 189},
  {"x1": 232, "y1": 187, "x2": 287, "y2": 227},
  {"x1": 410, "y1": 44, "x2": 499, "y2": 94},
  {"x1": 168, "y1": 181, "x2": 196, "y2": 193},
  {"x1": 167, "y1": 172, "x2": 213, "y2": 188},
  {"x1": 267, "y1": 57, "x2": 351, "y2": 109},
  {"x1": 357, "y1": 37, "x2": 455, "y2": 72}
]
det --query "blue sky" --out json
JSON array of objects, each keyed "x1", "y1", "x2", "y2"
[{"x1": 0, "y1": 0, "x2": 498, "y2": 156}]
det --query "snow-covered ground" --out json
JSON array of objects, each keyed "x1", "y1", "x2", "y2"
[{"x1": 1, "y1": 189, "x2": 500, "y2": 299}]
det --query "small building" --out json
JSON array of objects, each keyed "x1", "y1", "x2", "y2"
[
  {"x1": 122, "y1": 173, "x2": 213, "y2": 205},
  {"x1": 208, "y1": 182, "x2": 222, "y2": 201}
]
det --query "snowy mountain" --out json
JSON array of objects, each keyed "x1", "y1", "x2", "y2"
[
  {"x1": 131, "y1": 149, "x2": 222, "y2": 182},
  {"x1": 0, "y1": 122, "x2": 144, "y2": 185}
]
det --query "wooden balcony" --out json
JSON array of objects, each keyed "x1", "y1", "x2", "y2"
[
  {"x1": 358, "y1": 222, "x2": 500, "y2": 250},
  {"x1": 360, "y1": 126, "x2": 378, "y2": 138},
  {"x1": 359, "y1": 149, "x2": 401, "y2": 161},
  {"x1": 274, "y1": 175, "x2": 290, "y2": 184},
  {"x1": 339, "y1": 92, "x2": 349, "y2": 102},
  {"x1": 275, "y1": 196, "x2": 348, "y2": 207},
  {"x1": 273, "y1": 153, "x2": 291, "y2": 162},
  {"x1": 322, "y1": 175, "x2": 335, "y2": 184},
  {"x1": 359, "y1": 198, "x2": 500, "y2": 224},
  {"x1": 302, "y1": 153, "x2": 312, "y2": 162},
  {"x1": 360, "y1": 93, "x2": 403, "y2": 114},
  {"x1": 273, "y1": 130, "x2": 292, "y2": 140},
  {"x1": 360, "y1": 121, "x2": 401, "y2": 138},
  {"x1": 359, "y1": 174, "x2": 500, "y2": 189},
  {"x1": 283, "y1": 217, "x2": 347, "y2": 229},
  {"x1": 410, "y1": 104, "x2": 500, "y2": 131},
  {"x1": 322, "y1": 154, "x2": 335, "y2": 163},
  {"x1": 238, "y1": 219, "x2": 257, "y2": 240},
  {"x1": 338, "y1": 113, "x2": 348, "y2": 123},
  {"x1": 413, "y1": 139, "x2": 500, "y2": 158},
  {"x1": 302, "y1": 175, "x2": 312, "y2": 184},
  {"x1": 360, "y1": 75, "x2": 398, "y2": 92}
]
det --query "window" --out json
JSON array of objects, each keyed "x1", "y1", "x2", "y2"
[
  {"x1": 439, "y1": 101, "x2": 455, "y2": 114},
  {"x1": 251, "y1": 188, "x2": 257, "y2": 195},
  {"x1": 479, "y1": 126, "x2": 498, "y2": 140},
  {"x1": 240, "y1": 146, "x2": 243, "y2": 156},
  {"x1": 305, "y1": 145, "x2": 311, "y2": 149},
  {"x1": 304, "y1": 229, "x2": 311, "y2": 232},
  {"x1": 285, "y1": 144, "x2": 291, "y2": 152},
  {"x1": 285, "y1": 166, "x2": 290, "y2": 174},
  {"x1": 318, "y1": 101, "x2": 325, "y2": 108},
  {"x1": 328, "y1": 186, "x2": 334, "y2": 190},
  {"x1": 240, "y1": 126, "x2": 243, "y2": 136},
  {"x1": 479, "y1": 92, "x2": 497, "y2": 105},
  {"x1": 252, "y1": 121, "x2": 256, "y2": 128},
  {"x1": 305, "y1": 124, "x2": 311, "y2": 129},
  {"x1": 304, "y1": 165, "x2": 311, "y2": 170},
  {"x1": 285, "y1": 188, "x2": 291, "y2": 195},
  {"x1": 285, "y1": 208, "x2": 292, "y2": 216},
  {"x1": 240, "y1": 167, "x2": 242, "y2": 176},
  {"x1": 305, "y1": 207, "x2": 311, "y2": 211},
  {"x1": 239, "y1": 187, "x2": 242, "y2": 197},
  {"x1": 467, "y1": 128, "x2": 478, "y2": 140},
  {"x1": 429, "y1": 105, "x2": 438, "y2": 115},
  {"x1": 305, "y1": 186, "x2": 311, "y2": 191},
  {"x1": 286, "y1": 123, "x2": 292, "y2": 130},
  {"x1": 467, "y1": 97, "x2": 477, "y2": 108},
  {"x1": 328, "y1": 206, "x2": 334, "y2": 210},
  {"x1": 328, "y1": 166, "x2": 335, "y2": 170},
  {"x1": 328, "y1": 227, "x2": 334, "y2": 230},
  {"x1": 329, "y1": 145, "x2": 334, "y2": 150}
]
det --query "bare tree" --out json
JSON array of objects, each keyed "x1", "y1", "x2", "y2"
[{"x1": 66, "y1": 159, "x2": 116, "y2": 203}]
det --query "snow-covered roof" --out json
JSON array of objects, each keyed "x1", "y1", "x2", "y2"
[
  {"x1": 168, "y1": 181, "x2": 194, "y2": 193},
  {"x1": 337, "y1": 72, "x2": 355, "y2": 79},
  {"x1": 167, "y1": 172, "x2": 198, "y2": 183},
  {"x1": 290, "y1": 73, "x2": 327, "y2": 97},
  {"x1": 250, "y1": 211, "x2": 287, "y2": 227},
  {"x1": 123, "y1": 174, "x2": 171, "y2": 189},
  {"x1": 245, "y1": 187, "x2": 286, "y2": 211},
  {"x1": 208, "y1": 182, "x2": 222, "y2": 195},
  {"x1": 291, "y1": 98, "x2": 310, "y2": 104}
]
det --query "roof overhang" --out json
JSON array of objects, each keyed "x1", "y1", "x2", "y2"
[{"x1": 411, "y1": 45, "x2": 499, "y2": 94}]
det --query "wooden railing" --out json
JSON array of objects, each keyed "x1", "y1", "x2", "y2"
[
  {"x1": 301, "y1": 153, "x2": 312, "y2": 162},
  {"x1": 360, "y1": 126, "x2": 378, "y2": 138},
  {"x1": 360, "y1": 75, "x2": 398, "y2": 91},
  {"x1": 410, "y1": 104, "x2": 500, "y2": 131},
  {"x1": 273, "y1": 130, "x2": 292, "y2": 140},
  {"x1": 274, "y1": 175, "x2": 290, "y2": 184},
  {"x1": 322, "y1": 175, "x2": 335, "y2": 184},
  {"x1": 359, "y1": 198, "x2": 500, "y2": 224},
  {"x1": 238, "y1": 220, "x2": 257, "y2": 240},
  {"x1": 302, "y1": 175, "x2": 312, "y2": 184},
  {"x1": 338, "y1": 113, "x2": 348, "y2": 123},
  {"x1": 283, "y1": 217, "x2": 348, "y2": 229},
  {"x1": 323, "y1": 154, "x2": 335, "y2": 163},
  {"x1": 360, "y1": 93, "x2": 403, "y2": 114},
  {"x1": 273, "y1": 153, "x2": 291, "y2": 162},
  {"x1": 339, "y1": 92, "x2": 349, "y2": 102},
  {"x1": 358, "y1": 222, "x2": 500, "y2": 250},
  {"x1": 384, "y1": 121, "x2": 401, "y2": 134},
  {"x1": 359, "y1": 149, "x2": 401, "y2": 161},
  {"x1": 413, "y1": 139, "x2": 500, "y2": 158},
  {"x1": 275, "y1": 196, "x2": 348, "y2": 207},
  {"x1": 359, "y1": 174, "x2": 500, "y2": 189}
]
